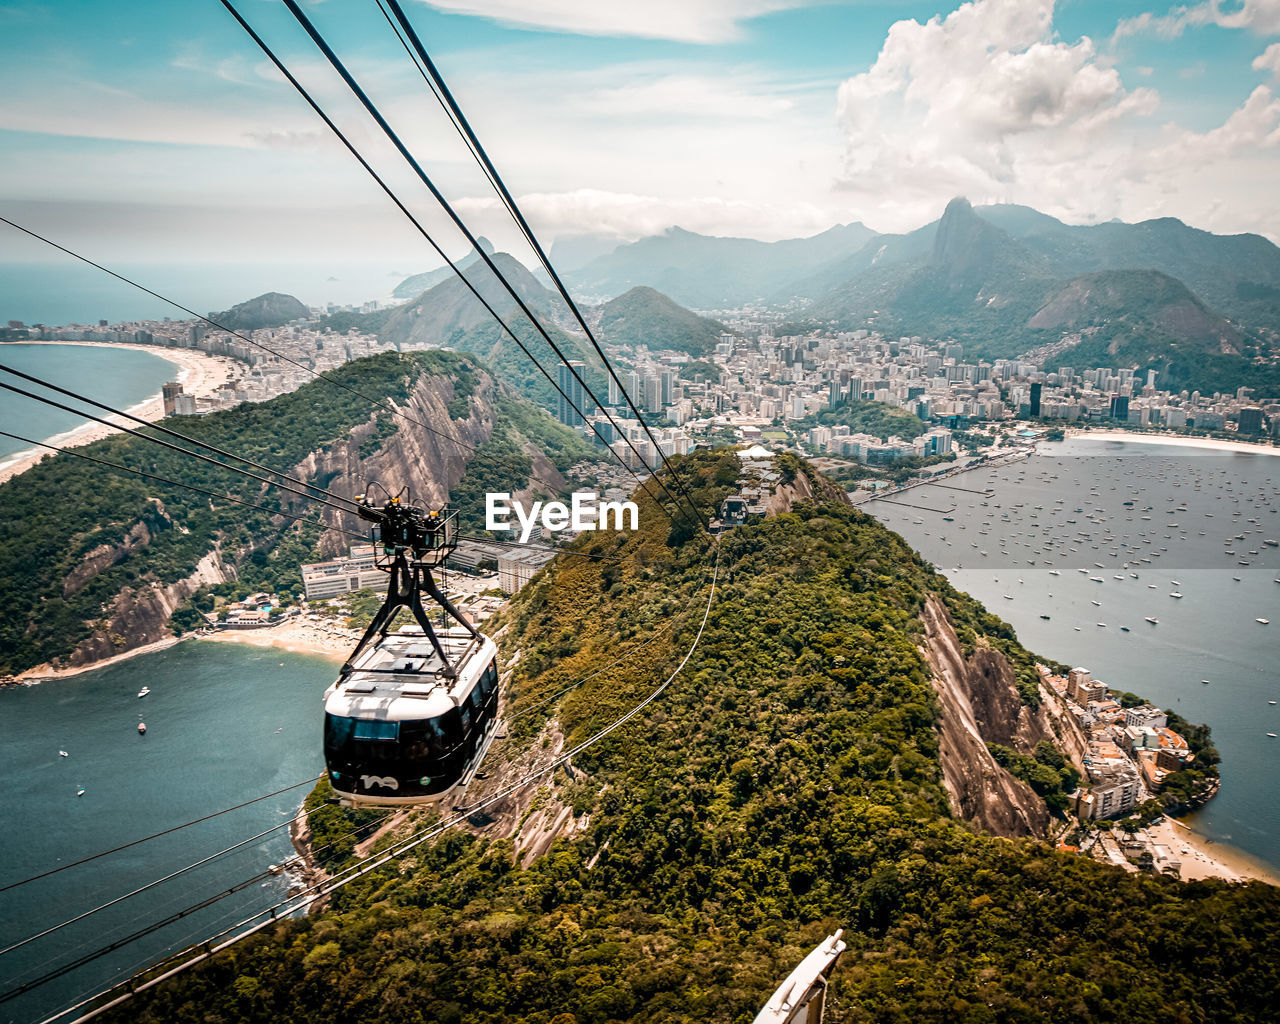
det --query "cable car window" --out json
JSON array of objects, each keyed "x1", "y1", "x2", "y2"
[
  {"x1": 325, "y1": 714, "x2": 355, "y2": 748},
  {"x1": 354, "y1": 719, "x2": 400, "y2": 741}
]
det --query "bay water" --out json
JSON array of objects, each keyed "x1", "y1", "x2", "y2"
[
  {"x1": 0, "y1": 642, "x2": 335, "y2": 1024},
  {"x1": 865, "y1": 437, "x2": 1280, "y2": 871},
  {"x1": 0, "y1": 344, "x2": 180, "y2": 464}
]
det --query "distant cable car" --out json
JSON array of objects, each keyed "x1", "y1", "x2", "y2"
[{"x1": 324, "y1": 496, "x2": 500, "y2": 806}]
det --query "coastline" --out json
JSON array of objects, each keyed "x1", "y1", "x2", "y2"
[
  {"x1": 1145, "y1": 817, "x2": 1280, "y2": 886},
  {"x1": 199, "y1": 618, "x2": 349, "y2": 662},
  {"x1": 13, "y1": 635, "x2": 186, "y2": 684},
  {"x1": 0, "y1": 341, "x2": 243, "y2": 486},
  {"x1": 1063, "y1": 427, "x2": 1280, "y2": 457}
]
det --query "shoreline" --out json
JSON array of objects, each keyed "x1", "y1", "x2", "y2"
[
  {"x1": 1063, "y1": 427, "x2": 1280, "y2": 457},
  {"x1": 0, "y1": 341, "x2": 243, "y2": 485},
  {"x1": 1145, "y1": 816, "x2": 1280, "y2": 886},
  {"x1": 13, "y1": 635, "x2": 186, "y2": 684},
  {"x1": 198, "y1": 618, "x2": 349, "y2": 662}
]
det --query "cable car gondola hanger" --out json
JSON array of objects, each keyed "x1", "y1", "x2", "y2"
[{"x1": 323, "y1": 490, "x2": 500, "y2": 807}]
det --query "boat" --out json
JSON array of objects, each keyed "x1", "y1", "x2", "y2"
[
  {"x1": 137, "y1": 686, "x2": 150, "y2": 698},
  {"x1": 1049, "y1": 569, "x2": 1061, "y2": 576},
  {"x1": 1269, "y1": 733, "x2": 1278, "y2": 738},
  {"x1": 137, "y1": 722, "x2": 147, "y2": 735},
  {"x1": 1040, "y1": 614, "x2": 1051, "y2": 620},
  {"x1": 1170, "y1": 592, "x2": 1182, "y2": 598},
  {"x1": 1003, "y1": 594, "x2": 1013, "y2": 600},
  {"x1": 1265, "y1": 538, "x2": 1278, "y2": 547},
  {"x1": 58, "y1": 750, "x2": 68, "y2": 757},
  {"x1": 1145, "y1": 617, "x2": 1159, "y2": 624},
  {"x1": 1201, "y1": 679, "x2": 1209, "y2": 684},
  {"x1": 1258, "y1": 618, "x2": 1271, "y2": 625},
  {"x1": 1096, "y1": 622, "x2": 1107, "y2": 627},
  {"x1": 1090, "y1": 577, "x2": 1105, "y2": 582},
  {"x1": 76, "y1": 787, "x2": 85, "y2": 797},
  {"x1": 1120, "y1": 626, "x2": 1130, "y2": 632}
]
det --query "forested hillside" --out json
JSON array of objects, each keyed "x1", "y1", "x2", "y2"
[
  {"x1": 0, "y1": 351, "x2": 591, "y2": 675},
  {"x1": 101, "y1": 452, "x2": 1280, "y2": 1024}
]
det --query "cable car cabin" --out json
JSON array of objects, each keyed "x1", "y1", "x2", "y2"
[{"x1": 323, "y1": 626, "x2": 499, "y2": 806}]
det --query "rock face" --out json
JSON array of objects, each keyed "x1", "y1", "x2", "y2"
[{"x1": 920, "y1": 594, "x2": 1052, "y2": 837}]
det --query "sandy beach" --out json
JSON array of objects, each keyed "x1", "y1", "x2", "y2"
[
  {"x1": 0, "y1": 341, "x2": 243, "y2": 485},
  {"x1": 1065, "y1": 428, "x2": 1280, "y2": 457},
  {"x1": 1143, "y1": 817, "x2": 1280, "y2": 885},
  {"x1": 199, "y1": 618, "x2": 350, "y2": 662}
]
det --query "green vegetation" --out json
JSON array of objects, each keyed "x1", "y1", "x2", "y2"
[
  {"x1": 596, "y1": 286, "x2": 725, "y2": 358},
  {"x1": 0, "y1": 350, "x2": 540, "y2": 674},
  {"x1": 314, "y1": 307, "x2": 396, "y2": 336},
  {"x1": 988, "y1": 740, "x2": 1081, "y2": 813},
  {"x1": 796, "y1": 398, "x2": 928, "y2": 441},
  {"x1": 104, "y1": 453, "x2": 1280, "y2": 1024},
  {"x1": 678, "y1": 360, "x2": 721, "y2": 382}
]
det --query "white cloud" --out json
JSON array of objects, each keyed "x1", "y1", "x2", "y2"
[
  {"x1": 1114, "y1": 1, "x2": 1280, "y2": 43},
  {"x1": 413, "y1": 0, "x2": 806, "y2": 44},
  {"x1": 1255, "y1": 42, "x2": 1280, "y2": 76},
  {"x1": 834, "y1": 0, "x2": 1159, "y2": 227}
]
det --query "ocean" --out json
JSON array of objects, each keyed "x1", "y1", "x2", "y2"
[
  {"x1": 0, "y1": 344, "x2": 180, "y2": 464},
  {"x1": 0, "y1": 261, "x2": 407, "y2": 327},
  {"x1": 864, "y1": 436, "x2": 1280, "y2": 872},
  {"x1": 0, "y1": 642, "x2": 336, "y2": 1024}
]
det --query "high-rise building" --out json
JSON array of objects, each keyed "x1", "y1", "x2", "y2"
[
  {"x1": 645, "y1": 375, "x2": 663, "y2": 415},
  {"x1": 661, "y1": 369, "x2": 676, "y2": 406},
  {"x1": 607, "y1": 374, "x2": 625, "y2": 407},
  {"x1": 1029, "y1": 382, "x2": 1042, "y2": 418},
  {"x1": 1238, "y1": 406, "x2": 1265, "y2": 433},
  {"x1": 1109, "y1": 395, "x2": 1129, "y2": 421},
  {"x1": 162, "y1": 381, "x2": 183, "y2": 417},
  {"x1": 556, "y1": 361, "x2": 586, "y2": 427}
]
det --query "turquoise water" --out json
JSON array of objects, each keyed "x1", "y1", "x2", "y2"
[
  {"x1": 0, "y1": 344, "x2": 179, "y2": 462},
  {"x1": 0, "y1": 642, "x2": 336, "y2": 1024},
  {"x1": 865, "y1": 438, "x2": 1280, "y2": 871}
]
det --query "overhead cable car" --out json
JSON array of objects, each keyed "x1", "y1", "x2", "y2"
[{"x1": 323, "y1": 494, "x2": 499, "y2": 806}]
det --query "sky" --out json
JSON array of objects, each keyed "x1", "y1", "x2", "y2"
[{"x1": 1, "y1": 0, "x2": 1279, "y2": 297}]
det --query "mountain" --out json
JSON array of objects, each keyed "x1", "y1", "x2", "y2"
[
  {"x1": 209, "y1": 291, "x2": 309, "y2": 331},
  {"x1": 975, "y1": 205, "x2": 1280, "y2": 327},
  {"x1": 391, "y1": 237, "x2": 496, "y2": 300},
  {"x1": 1027, "y1": 269, "x2": 1241, "y2": 349},
  {"x1": 89, "y1": 451, "x2": 1280, "y2": 1023},
  {"x1": 0, "y1": 351, "x2": 591, "y2": 676},
  {"x1": 593, "y1": 286, "x2": 726, "y2": 358},
  {"x1": 805, "y1": 198, "x2": 1057, "y2": 347},
  {"x1": 566, "y1": 223, "x2": 877, "y2": 308},
  {"x1": 1025, "y1": 270, "x2": 1266, "y2": 391},
  {"x1": 547, "y1": 233, "x2": 622, "y2": 273},
  {"x1": 380, "y1": 252, "x2": 558, "y2": 350}
]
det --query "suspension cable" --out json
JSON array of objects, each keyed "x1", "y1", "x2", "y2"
[
  {"x1": 0, "y1": 381, "x2": 358, "y2": 519},
  {"x1": 214, "y1": 1, "x2": 676, "y2": 523},
  {"x1": 0, "y1": 777, "x2": 321, "y2": 896},
  {"x1": 244, "y1": 0, "x2": 697, "y2": 529},
  {"x1": 0, "y1": 362, "x2": 361, "y2": 512},
  {"x1": 0, "y1": 430, "x2": 366, "y2": 541},
  {"x1": 379, "y1": 0, "x2": 706, "y2": 526}
]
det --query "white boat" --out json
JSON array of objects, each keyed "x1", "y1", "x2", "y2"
[
  {"x1": 1170, "y1": 592, "x2": 1183, "y2": 598},
  {"x1": 1258, "y1": 618, "x2": 1271, "y2": 625},
  {"x1": 1097, "y1": 622, "x2": 1107, "y2": 627},
  {"x1": 137, "y1": 686, "x2": 150, "y2": 698},
  {"x1": 59, "y1": 750, "x2": 68, "y2": 757},
  {"x1": 1049, "y1": 569, "x2": 1061, "y2": 576},
  {"x1": 1145, "y1": 617, "x2": 1159, "y2": 624},
  {"x1": 76, "y1": 787, "x2": 85, "y2": 797},
  {"x1": 1269, "y1": 733, "x2": 1278, "y2": 738}
]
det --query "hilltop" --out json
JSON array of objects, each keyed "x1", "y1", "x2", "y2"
[
  {"x1": 98, "y1": 450, "x2": 1280, "y2": 1024},
  {"x1": 210, "y1": 292, "x2": 309, "y2": 332},
  {"x1": 593, "y1": 286, "x2": 726, "y2": 358}
]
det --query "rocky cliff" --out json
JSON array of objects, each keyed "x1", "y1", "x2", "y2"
[{"x1": 920, "y1": 594, "x2": 1052, "y2": 837}]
